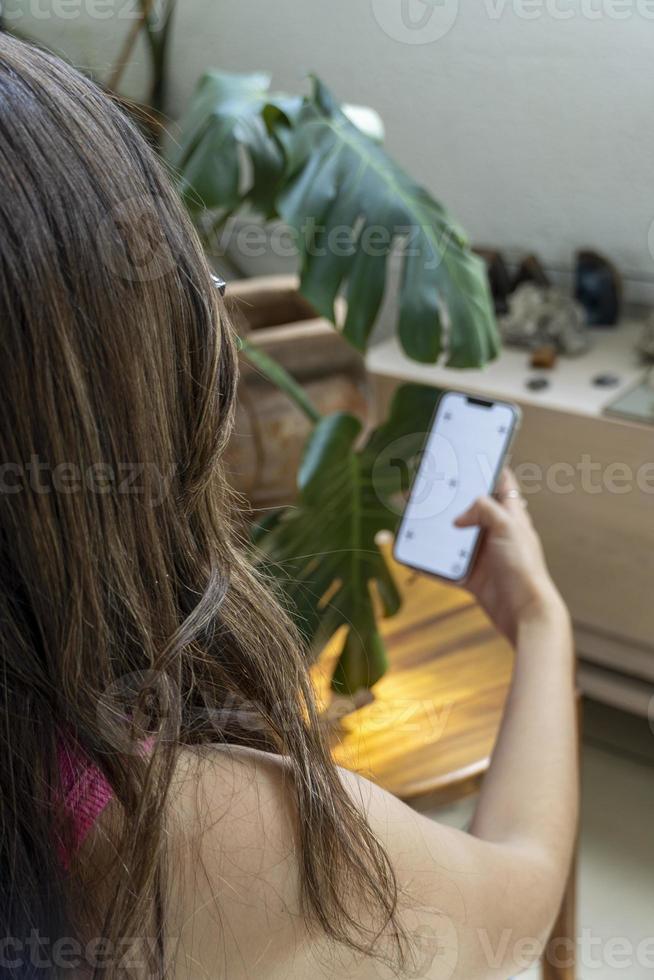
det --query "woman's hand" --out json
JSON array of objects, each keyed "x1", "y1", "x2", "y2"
[{"x1": 455, "y1": 468, "x2": 568, "y2": 643}]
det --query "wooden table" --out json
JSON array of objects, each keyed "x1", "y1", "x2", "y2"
[{"x1": 314, "y1": 557, "x2": 577, "y2": 980}]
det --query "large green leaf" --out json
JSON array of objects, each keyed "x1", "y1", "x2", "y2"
[
  {"x1": 173, "y1": 72, "x2": 499, "y2": 369},
  {"x1": 273, "y1": 79, "x2": 500, "y2": 367},
  {"x1": 254, "y1": 384, "x2": 440, "y2": 694},
  {"x1": 171, "y1": 71, "x2": 298, "y2": 216}
]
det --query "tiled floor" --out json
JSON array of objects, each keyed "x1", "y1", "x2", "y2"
[{"x1": 422, "y1": 701, "x2": 654, "y2": 979}]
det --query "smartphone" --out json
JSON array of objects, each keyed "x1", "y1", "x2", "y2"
[{"x1": 393, "y1": 390, "x2": 521, "y2": 583}]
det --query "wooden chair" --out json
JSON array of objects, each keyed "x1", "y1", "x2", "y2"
[{"x1": 313, "y1": 556, "x2": 579, "y2": 980}]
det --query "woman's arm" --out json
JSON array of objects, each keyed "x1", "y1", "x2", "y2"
[
  {"x1": 342, "y1": 470, "x2": 578, "y2": 978},
  {"x1": 469, "y1": 602, "x2": 577, "y2": 882},
  {"x1": 458, "y1": 470, "x2": 579, "y2": 893}
]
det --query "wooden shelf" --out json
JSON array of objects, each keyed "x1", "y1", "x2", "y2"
[{"x1": 366, "y1": 322, "x2": 648, "y2": 421}]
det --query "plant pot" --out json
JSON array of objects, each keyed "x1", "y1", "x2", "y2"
[{"x1": 224, "y1": 275, "x2": 368, "y2": 508}]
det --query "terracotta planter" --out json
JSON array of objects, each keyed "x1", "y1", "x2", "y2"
[{"x1": 224, "y1": 275, "x2": 368, "y2": 509}]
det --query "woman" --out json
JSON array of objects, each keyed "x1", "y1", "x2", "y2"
[{"x1": 0, "y1": 33, "x2": 577, "y2": 980}]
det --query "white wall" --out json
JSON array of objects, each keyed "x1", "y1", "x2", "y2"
[{"x1": 10, "y1": 0, "x2": 654, "y2": 299}]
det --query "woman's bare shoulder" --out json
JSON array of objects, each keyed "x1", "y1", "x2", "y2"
[
  {"x1": 165, "y1": 745, "x2": 551, "y2": 980},
  {"x1": 166, "y1": 744, "x2": 308, "y2": 979},
  {"x1": 169, "y1": 744, "x2": 301, "y2": 896}
]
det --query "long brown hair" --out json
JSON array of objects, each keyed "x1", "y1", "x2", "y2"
[{"x1": 0, "y1": 32, "x2": 401, "y2": 979}]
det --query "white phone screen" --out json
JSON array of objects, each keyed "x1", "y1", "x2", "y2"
[{"x1": 393, "y1": 391, "x2": 519, "y2": 582}]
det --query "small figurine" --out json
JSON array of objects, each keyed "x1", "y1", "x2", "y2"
[{"x1": 530, "y1": 345, "x2": 558, "y2": 370}]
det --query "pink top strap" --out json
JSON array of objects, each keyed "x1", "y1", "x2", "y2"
[{"x1": 57, "y1": 741, "x2": 113, "y2": 868}]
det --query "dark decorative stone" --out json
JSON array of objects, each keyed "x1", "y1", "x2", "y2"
[
  {"x1": 474, "y1": 247, "x2": 513, "y2": 315},
  {"x1": 526, "y1": 377, "x2": 550, "y2": 391},
  {"x1": 592, "y1": 373, "x2": 621, "y2": 388},
  {"x1": 511, "y1": 254, "x2": 551, "y2": 292},
  {"x1": 636, "y1": 316, "x2": 654, "y2": 363},
  {"x1": 575, "y1": 250, "x2": 621, "y2": 326}
]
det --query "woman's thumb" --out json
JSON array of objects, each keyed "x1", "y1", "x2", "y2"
[{"x1": 454, "y1": 495, "x2": 507, "y2": 530}]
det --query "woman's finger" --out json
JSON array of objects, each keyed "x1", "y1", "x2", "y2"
[{"x1": 454, "y1": 494, "x2": 509, "y2": 531}]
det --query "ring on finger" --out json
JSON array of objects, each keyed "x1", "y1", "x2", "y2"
[{"x1": 496, "y1": 488, "x2": 528, "y2": 508}]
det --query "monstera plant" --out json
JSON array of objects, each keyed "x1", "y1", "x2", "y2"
[{"x1": 171, "y1": 71, "x2": 499, "y2": 694}]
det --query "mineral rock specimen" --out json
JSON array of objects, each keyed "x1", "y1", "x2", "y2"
[{"x1": 500, "y1": 283, "x2": 591, "y2": 356}]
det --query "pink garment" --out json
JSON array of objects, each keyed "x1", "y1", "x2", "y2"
[{"x1": 57, "y1": 741, "x2": 113, "y2": 868}]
